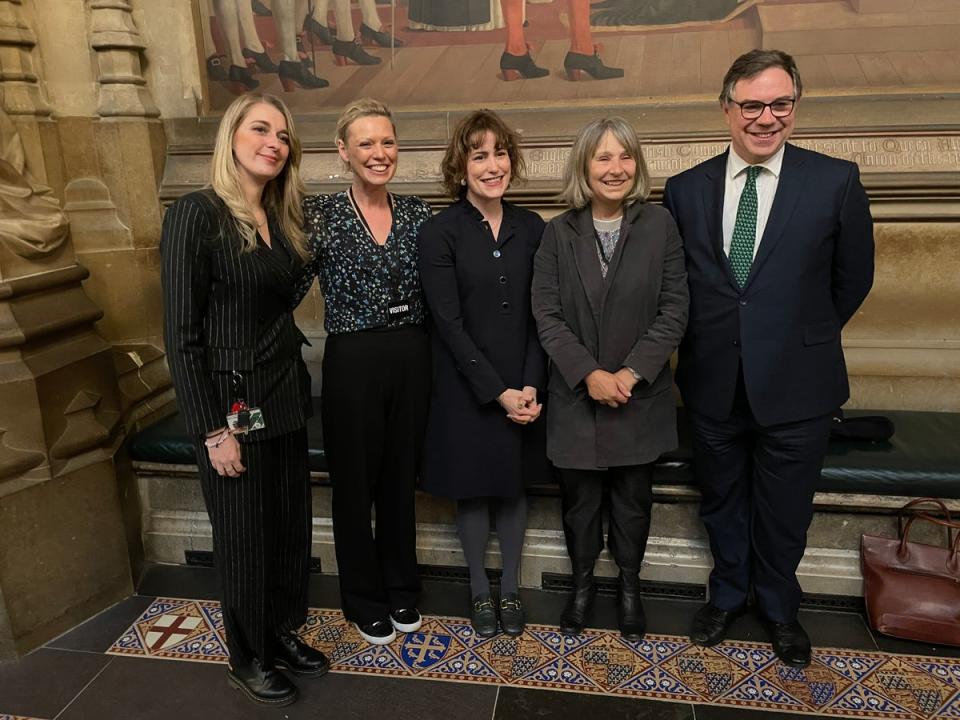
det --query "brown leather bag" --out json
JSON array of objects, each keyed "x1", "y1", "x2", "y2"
[{"x1": 861, "y1": 498, "x2": 960, "y2": 645}]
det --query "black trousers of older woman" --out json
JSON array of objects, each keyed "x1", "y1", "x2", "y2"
[
  {"x1": 321, "y1": 325, "x2": 431, "y2": 625},
  {"x1": 196, "y1": 429, "x2": 311, "y2": 665},
  {"x1": 559, "y1": 464, "x2": 654, "y2": 572}
]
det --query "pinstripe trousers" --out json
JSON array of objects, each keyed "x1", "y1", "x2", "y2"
[{"x1": 195, "y1": 428, "x2": 311, "y2": 664}]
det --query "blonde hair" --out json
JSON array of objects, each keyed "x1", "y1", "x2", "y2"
[
  {"x1": 557, "y1": 117, "x2": 651, "y2": 210},
  {"x1": 335, "y1": 97, "x2": 396, "y2": 172},
  {"x1": 440, "y1": 109, "x2": 526, "y2": 199},
  {"x1": 210, "y1": 93, "x2": 307, "y2": 260}
]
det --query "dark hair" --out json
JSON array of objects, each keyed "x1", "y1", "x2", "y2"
[
  {"x1": 440, "y1": 109, "x2": 526, "y2": 199},
  {"x1": 719, "y1": 49, "x2": 802, "y2": 104}
]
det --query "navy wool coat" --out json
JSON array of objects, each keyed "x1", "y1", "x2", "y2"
[{"x1": 417, "y1": 199, "x2": 549, "y2": 499}]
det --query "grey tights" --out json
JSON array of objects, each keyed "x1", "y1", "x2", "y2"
[{"x1": 456, "y1": 496, "x2": 528, "y2": 598}]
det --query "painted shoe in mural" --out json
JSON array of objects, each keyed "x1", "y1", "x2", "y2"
[
  {"x1": 333, "y1": 39, "x2": 381, "y2": 66},
  {"x1": 564, "y1": 46, "x2": 624, "y2": 80},
  {"x1": 227, "y1": 64, "x2": 260, "y2": 94},
  {"x1": 303, "y1": 14, "x2": 335, "y2": 45},
  {"x1": 279, "y1": 60, "x2": 329, "y2": 91},
  {"x1": 242, "y1": 47, "x2": 278, "y2": 73},
  {"x1": 500, "y1": 48, "x2": 549, "y2": 81},
  {"x1": 360, "y1": 22, "x2": 404, "y2": 48},
  {"x1": 206, "y1": 54, "x2": 228, "y2": 81},
  {"x1": 251, "y1": 0, "x2": 272, "y2": 17}
]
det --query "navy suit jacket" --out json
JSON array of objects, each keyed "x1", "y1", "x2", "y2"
[{"x1": 662, "y1": 143, "x2": 874, "y2": 426}]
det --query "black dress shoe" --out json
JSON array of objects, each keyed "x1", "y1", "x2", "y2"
[
  {"x1": 499, "y1": 49, "x2": 549, "y2": 81},
  {"x1": 227, "y1": 64, "x2": 259, "y2": 93},
  {"x1": 768, "y1": 620, "x2": 812, "y2": 668},
  {"x1": 471, "y1": 593, "x2": 498, "y2": 638},
  {"x1": 242, "y1": 47, "x2": 278, "y2": 73},
  {"x1": 274, "y1": 633, "x2": 330, "y2": 677},
  {"x1": 499, "y1": 592, "x2": 525, "y2": 636},
  {"x1": 251, "y1": 0, "x2": 272, "y2": 16},
  {"x1": 690, "y1": 603, "x2": 742, "y2": 647},
  {"x1": 559, "y1": 568, "x2": 595, "y2": 635},
  {"x1": 278, "y1": 60, "x2": 329, "y2": 91},
  {"x1": 563, "y1": 48, "x2": 624, "y2": 81},
  {"x1": 303, "y1": 14, "x2": 335, "y2": 45},
  {"x1": 206, "y1": 54, "x2": 228, "y2": 81},
  {"x1": 617, "y1": 572, "x2": 646, "y2": 642},
  {"x1": 227, "y1": 658, "x2": 298, "y2": 706},
  {"x1": 360, "y1": 22, "x2": 404, "y2": 48},
  {"x1": 333, "y1": 39, "x2": 381, "y2": 66}
]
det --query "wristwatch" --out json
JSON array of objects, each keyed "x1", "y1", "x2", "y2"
[{"x1": 626, "y1": 367, "x2": 643, "y2": 382}]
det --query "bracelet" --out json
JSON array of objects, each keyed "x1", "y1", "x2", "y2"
[{"x1": 204, "y1": 429, "x2": 232, "y2": 448}]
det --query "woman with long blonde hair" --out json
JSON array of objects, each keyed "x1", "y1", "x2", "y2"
[{"x1": 161, "y1": 93, "x2": 328, "y2": 708}]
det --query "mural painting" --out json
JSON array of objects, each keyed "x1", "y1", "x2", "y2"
[{"x1": 195, "y1": 0, "x2": 960, "y2": 114}]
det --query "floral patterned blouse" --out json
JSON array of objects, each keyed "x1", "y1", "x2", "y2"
[{"x1": 296, "y1": 191, "x2": 433, "y2": 334}]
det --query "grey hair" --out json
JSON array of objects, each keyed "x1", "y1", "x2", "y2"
[
  {"x1": 719, "y1": 48, "x2": 802, "y2": 104},
  {"x1": 557, "y1": 117, "x2": 651, "y2": 210}
]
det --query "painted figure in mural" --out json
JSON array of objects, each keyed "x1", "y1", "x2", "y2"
[
  {"x1": 417, "y1": 110, "x2": 548, "y2": 638},
  {"x1": 662, "y1": 49, "x2": 874, "y2": 668},
  {"x1": 294, "y1": 99, "x2": 432, "y2": 647},
  {"x1": 205, "y1": 0, "x2": 328, "y2": 93},
  {"x1": 500, "y1": 0, "x2": 624, "y2": 80},
  {"x1": 532, "y1": 118, "x2": 688, "y2": 640},
  {"x1": 302, "y1": 0, "x2": 403, "y2": 65},
  {"x1": 160, "y1": 93, "x2": 330, "y2": 707}
]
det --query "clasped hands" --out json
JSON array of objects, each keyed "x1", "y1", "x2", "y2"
[
  {"x1": 585, "y1": 368, "x2": 639, "y2": 408},
  {"x1": 497, "y1": 386, "x2": 542, "y2": 425}
]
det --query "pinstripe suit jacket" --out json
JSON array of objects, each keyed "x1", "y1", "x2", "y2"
[{"x1": 161, "y1": 189, "x2": 311, "y2": 441}]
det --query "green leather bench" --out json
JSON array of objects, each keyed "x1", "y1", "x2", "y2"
[{"x1": 128, "y1": 406, "x2": 960, "y2": 499}]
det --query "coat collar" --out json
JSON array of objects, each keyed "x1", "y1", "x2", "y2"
[
  {"x1": 455, "y1": 195, "x2": 518, "y2": 246},
  {"x1": 563, "y1": 201, "x2": 647, "y2": 318}
]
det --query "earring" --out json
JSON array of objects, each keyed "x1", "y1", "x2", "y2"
[{"x1": 460, "y1": 178, "x2": 466, "y2": 186}]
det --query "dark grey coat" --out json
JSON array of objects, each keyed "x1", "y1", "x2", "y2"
[{"x1": 531, "y1": 201, "x2": 689, "y2": 470}]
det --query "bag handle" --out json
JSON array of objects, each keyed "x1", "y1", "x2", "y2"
[
  {"x1": 897, "y1": 497, "x2": 953, "y2": 537},
  {"x1": 898, "y1": 512, "x2": 960, "y2": 572}
]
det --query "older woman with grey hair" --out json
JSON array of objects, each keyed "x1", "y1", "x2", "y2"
[{"x1": 531, "y1": 117, "x2": 688, "y2": 641}]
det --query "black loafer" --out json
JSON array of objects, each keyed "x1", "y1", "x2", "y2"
[
  {"x1": 768, "y1": 620, "x2": 812, "y2": 668},
  {"x1": 499, "y1": 593, "x2": 525, "y2": 636},
  {"x1": 690, "y1": 603, "x2": 742, "y2": 647},
  {"x1": 274, "y1": 633, "x2": 330, "y2": 677},
  {"x1": 471, "y1": 593, "x2": 498, "y2": 638},
  {"x1": 227, "y1": 658, "x2": 298, "y2": 706}
]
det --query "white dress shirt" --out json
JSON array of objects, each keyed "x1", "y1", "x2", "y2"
[{"x1": 722, "y1": 145, "x2": 784, "y2": 260}]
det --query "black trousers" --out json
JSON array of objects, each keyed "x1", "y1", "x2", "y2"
[
  {"x1": 559, "y1": 464, "x2": 654, "y2": 572},
  {"x1": 322, "y1": 325, "x2": 430, "y2": 624},
  {"x1": 689, "y1": 366, "x2": 833, "y2": 624},
  {"x1": 196, "y1": 428, "x2": 311, "y2": 665}
]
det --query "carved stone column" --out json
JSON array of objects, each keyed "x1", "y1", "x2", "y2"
[{"x1": 0, "y1": 107, "x2": 132, "y2": 658}]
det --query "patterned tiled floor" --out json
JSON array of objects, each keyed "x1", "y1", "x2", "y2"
[{"x1": 109, "y1": 597, "x2": 960, "y2": 719}]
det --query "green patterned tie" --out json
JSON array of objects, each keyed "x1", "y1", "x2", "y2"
[{"x1": 730, "y1": 165, "x2": 760, "y2": 288}]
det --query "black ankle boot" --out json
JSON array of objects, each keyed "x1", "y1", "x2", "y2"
[
  {"x1": 500, "y1": 49, "x2": 549, "y2": 81},
  {"x1": 227, "y1": 64, "x2": 259, "y2": 92},
  {"x1": 279, "y1": 60, "x2": 329, "y2": 91},
  {"x1": 333, "y1": 38, "x2": 381, "y2": 66},
  {"x1": 563, "y1": 47, "x2": 624, "y2": 81},
  {"x1": 242, "y1": 47, "x2": 278, "y2": 73},
  {"x1": 360, "y1": 22, "x2": 404, "y2": 48},
  {"x1": 618, "y1": 571, "x2": 646, "y2": 642},
  {"x1": 560, "y1": 567, "x2": 595, "y2": 635},
  {"x1": 227, "y1": 657, "x2": 297, "y2": 706}
]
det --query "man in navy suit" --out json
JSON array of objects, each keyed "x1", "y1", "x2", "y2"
[{"x1": 663, "y1": 49, "x2": 874, "y2": 667}]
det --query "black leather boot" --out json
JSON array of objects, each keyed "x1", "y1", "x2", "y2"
[
  {"x1": 227, "y1": 657, "x2": 297, "y2": 706},
  {"x1": 618, "y1": 571, "x2": 646, "y2": 642},
  {"x1": 559, "y1": 567, "x2": 595, "y2": 635}
]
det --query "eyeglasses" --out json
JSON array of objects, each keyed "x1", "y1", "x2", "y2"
[{"x1": 728, "y1": 98, "x2": 796, "y2": 120}]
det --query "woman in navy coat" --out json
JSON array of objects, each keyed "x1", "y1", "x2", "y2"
[{"x1": 418, "y1": 109, "x2": 547, "y2": 638}]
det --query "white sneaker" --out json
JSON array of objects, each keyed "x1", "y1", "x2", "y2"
[
  {"x1": 355, "y1": 619, "x2": 396, "y2": 645},
  {"x1": 389, "y1": 607, "x2": 422, "y2": 633}
]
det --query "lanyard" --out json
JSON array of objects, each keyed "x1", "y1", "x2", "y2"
[{"x1": 348, "y1": 188, "x2": 401, "y2": 293}]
